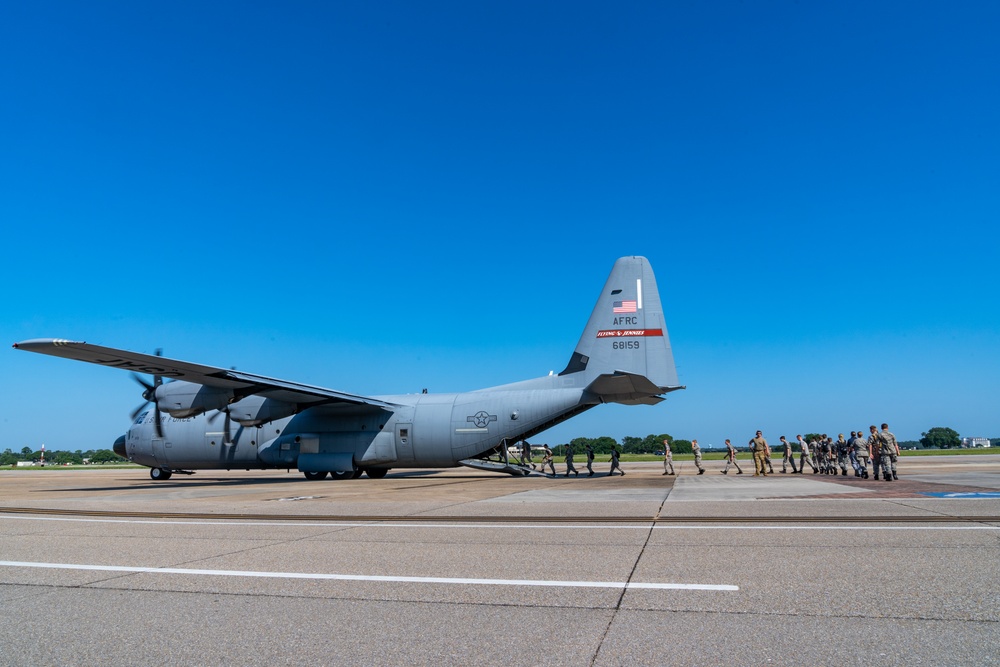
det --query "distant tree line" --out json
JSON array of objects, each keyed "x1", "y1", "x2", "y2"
[
  {"x1": 1, "y1": 447, "x2": 125, "y2": 466},
  {"x1": 542, "y1": 434, "x2": 690, "y2": 456}
]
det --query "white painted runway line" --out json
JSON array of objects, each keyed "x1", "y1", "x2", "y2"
[
  {"x1": 0, "y1": 561, "x2": 738, "y2": 591},
  {"x1": 1, "y1": 514, "x2": 997, "y2": 530},
  {"x1": 0, "y1": 514, "x2": 649, "y2": 529}
]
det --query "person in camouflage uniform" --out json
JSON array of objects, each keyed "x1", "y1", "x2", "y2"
[
  {"x1": 779, "y1": 435, "x2": 798, "y2": 473},
  {"x1": 721, "y1": 439, "x2": 743, "y2": 475},
  {"x1": 868, "y1": 425, "x2": 890, "y2": 482},
  {"x1": 823, "y1": 436, "x2": 836, "y2": 475},
  {"x1": 691, "y1": 439, "x2": 706, "y2": 475},
  {"x1": 880, "y1": 423, "x2": 900, "y2": 481},
  {"x1": 539, "y1": 444, "x2": 557, "y2": 476},
  {"x1": 835, "y1": 434, "x2": 851, "y2": 476},
  {"x1": 564, "y1": 443, "x2": 579, "y2": 477},
  {"x1": 750, "y1": 431, "x2": 769, "y2": 477},
  {"x1": 849, "y1": 430, "x2": 870, "y2": 478},
  {"x1": 810, "y1": 436, "x2": 825, "y2": 474},
  {"x1": 796, "y1": 434, "x2": 817, "y2": 474},
  {"x1": 662, "y1": 438, "x2": 675, "y2": 476}
]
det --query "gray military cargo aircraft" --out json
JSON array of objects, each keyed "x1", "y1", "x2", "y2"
[{"x1": 13, "y1": 256, "x2": 683, "y2": 480}]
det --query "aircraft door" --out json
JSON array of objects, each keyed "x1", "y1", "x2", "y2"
[
  {"x1": 395, "y1": 423, "x2": 413, "y2": 461},
  {"x1": 151, "y1": 438, "x2": 167, "y2": 465}
]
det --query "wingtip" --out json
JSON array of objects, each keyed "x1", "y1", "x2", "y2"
[{"x1": 13, "y1": 338, "x2": 86, "y2": 350}]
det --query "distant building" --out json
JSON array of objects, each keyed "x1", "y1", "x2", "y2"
[{"x1": 962, "y1": 437, "x2": 991, "y2": 448}]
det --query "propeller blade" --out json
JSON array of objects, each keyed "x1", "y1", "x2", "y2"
[
  {"x1": 130, "y1": 347, "x2": 166, "y2": 438},
  {"x1": 130, "y1": 401, "x2": 151, "y2": 421},
  {"x1": 131, "y1": 373, "x2": 154, "y2": 392},
  {"x1": 208, "y1": 409, "x2": 233, "y2": 444}
]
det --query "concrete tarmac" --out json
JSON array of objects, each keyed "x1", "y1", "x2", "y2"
[{"x1": 1, "y1": 455, "x2": 999, "y2": 666}]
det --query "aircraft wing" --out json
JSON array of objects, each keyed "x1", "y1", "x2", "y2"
[{"x1": 12, "y1": 338, "x2": 401, "y2": 410}]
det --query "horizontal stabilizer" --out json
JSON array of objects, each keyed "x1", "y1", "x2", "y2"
[{"x1": 586, "y1": 371, "x2": 685, "y2": 406}]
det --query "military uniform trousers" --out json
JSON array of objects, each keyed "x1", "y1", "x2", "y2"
[
  {"x1": 753, "y1": 450, "x2": 767, "y2": 475},
  {"x1": 882, "y1": 451, "x2": 897, "y2": 477},
  {"x1": 663, "y1": 455, "x2": 674, "y2": 475}
]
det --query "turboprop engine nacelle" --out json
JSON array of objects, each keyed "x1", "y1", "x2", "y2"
[
  {"x1": 228, "y1": 395, "x2": 297, "y2": 426},
  {"x1": 155, "y1": 381, "x2": 235, "y2": 418}
]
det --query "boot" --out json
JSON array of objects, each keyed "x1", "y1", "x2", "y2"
[
  {"x1": 892, "y1": 472, "x2": 898, "y2": 481},
  {"x1": 698, "y1": 469, "x2": 705, "y2": 475},
  {"x1": 736, "y1": 470, "x2": 743, "y2": 474},
  {"x1": 721, "y1": 470, "x2": 727, "y2": 475},
  {"x1": 873, "y1": 473, "x2": 879, "y2": 480}
]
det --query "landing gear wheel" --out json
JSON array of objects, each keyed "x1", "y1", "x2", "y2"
[
  {"x1": 365, "y1": 468, "x2": 389, "y2": 479},
  {"x1": 150, "y1": 467, "x2": 172, "y2": 481},
  {"x1": 351, "y1": 468, "x2": 364, "y2": 479},
  {"x1": 303, "y1": 471, "x2": 328, "y2": 481},
  {"x1": 329, "y1": 470, "x2": 354, "y2": 480}
]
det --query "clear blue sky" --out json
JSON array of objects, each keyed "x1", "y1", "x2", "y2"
[{"x1": 3, "y1": 1, "x2": 998, "y2": 452}]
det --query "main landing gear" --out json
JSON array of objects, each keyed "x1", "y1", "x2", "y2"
[
  {"x1": 302, "y1": 468, "x2": 390, "y2": 481},
  {"x1": 149, "y1": 467, "x2": 194, "y2": 481}
]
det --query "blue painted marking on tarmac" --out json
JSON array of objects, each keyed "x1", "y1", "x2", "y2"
[{"x1": 921, "y1": 492, "x2": 1000, "y2": 499}]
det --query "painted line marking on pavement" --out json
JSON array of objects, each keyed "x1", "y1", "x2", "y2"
[
  {"x1": 0, "y1": 561, "x2": 737, "y2": 591},
  {"x1": 0, "y1": 515, "x2": 648, "y2": 529},
  {"x1": 0, "y1": 515, "x2": 997, "y2": 530},
  {"x1": 920, "y1": 492, "x2": 1000, "y2": 499}
]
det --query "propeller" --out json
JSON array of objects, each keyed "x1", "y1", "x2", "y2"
[
  {"x1": 130, "y1": 348, "x2": 164, "y2": 438},
  {"x1": 206, "y1": 363, "x2": 239, "y2": 445},
  {"x1": 207, "y1": 407, "x2": 232, "y2": 444}
]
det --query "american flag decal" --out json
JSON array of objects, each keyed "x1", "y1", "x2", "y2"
[{"x1": 613, "y1": 300, "x2": 637, "y2": 313}]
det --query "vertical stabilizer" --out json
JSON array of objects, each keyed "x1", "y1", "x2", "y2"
[{"x1": 560, "y1": 256, "x2": 681, "y2": 399}]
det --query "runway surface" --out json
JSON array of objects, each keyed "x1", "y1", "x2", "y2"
[{"x1": 2, "y1": 455, "x2": 999, "y2": 666}]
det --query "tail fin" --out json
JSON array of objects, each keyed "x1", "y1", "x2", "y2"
[{"x1": 560, "y1": 256, "x2": 683, "y2": 404}]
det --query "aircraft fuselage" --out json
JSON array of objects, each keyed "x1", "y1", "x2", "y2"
[{"x1": 120, "y1": 379, "x2": 592, "y2": 475}]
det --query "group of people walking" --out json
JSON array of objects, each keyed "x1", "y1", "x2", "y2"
[
  {"x1": 663, "y1": 424, "x2": 902, "y2": 481},
  {"x1": 518, "y1": 423, "x2": 902, "y2": 481},
  {"x1": 518, "y1": 441, "x2": 624, "y2": 477}
]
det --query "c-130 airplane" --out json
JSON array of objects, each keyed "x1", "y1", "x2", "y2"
[{"x1": 13, "y1": 256, "x2": 683, "y2": 481}]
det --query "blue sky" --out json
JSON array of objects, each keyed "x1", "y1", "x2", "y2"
[{"x1": 2, "y1": 1, "x2": 998, "y2": 453}]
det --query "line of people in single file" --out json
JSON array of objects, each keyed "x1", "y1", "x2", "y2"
[
  {"x1": 516, "y1": 423, "x2": 902, "y2": 480},
  {"x1": 516, "y1": 441, "x2": 624, "y2": 476},
  {"x1": 662, "y1": 424, "x2": 902, "y2": 481}
]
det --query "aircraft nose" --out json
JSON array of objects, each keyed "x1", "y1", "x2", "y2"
[{"x1": 113, "y1": 435, "x2": 127, "y2": 458}]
